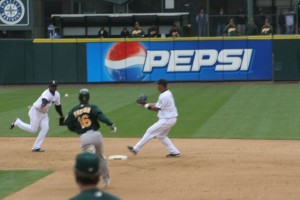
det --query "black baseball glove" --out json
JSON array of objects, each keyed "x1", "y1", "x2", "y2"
[
  {"x1": 59, "y1": 116, "x2": 65, "y2": 126},
  {"x1": 136, "y1": 94, "x2": 148, "y2": 105}
]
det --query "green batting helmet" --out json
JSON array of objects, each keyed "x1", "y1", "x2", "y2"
[{"x1": 79, "y1": 88, "x2": 90, "y2": 103}]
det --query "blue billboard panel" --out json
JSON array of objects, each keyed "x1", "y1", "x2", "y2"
[
  {"x1": 247, "y1": 40, "x2": 272, "y2": 80},
  {"x1": 222, "y1": 40, "x2": 249, "y2": 81},
  {"x1": 87, "y1": 39, "x2": 272, "y2": 82},
  {"x1": 173, "y1": 41, "x2": 200, "y2": 81},
  {"x1": 87, "y1": 43, "x2": 103, "y2": 82},
  {"x1": 197, "y1": 40, "x2": 224, "y2": 81},
  {"x1": 146, "y1": 41, "x2": 175, "y2": 81}
]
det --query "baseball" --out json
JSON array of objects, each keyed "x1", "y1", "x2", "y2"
[{"x1": 64, "y1": 93, "x2": 69, "y2": 97}]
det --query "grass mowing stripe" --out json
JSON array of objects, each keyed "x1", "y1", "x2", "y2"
[
  {"x1": 0, "y1": 170, "x2": 52, "y2": 199},
  {"x1": 196, "y1": 85, "x2": 300, "y2": 139},
  {"x1": 171, "y1": 85, "x2": 240, "y2": 138}
]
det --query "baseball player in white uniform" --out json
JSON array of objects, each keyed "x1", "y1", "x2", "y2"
[
  {"x1": 9, "y1": 80, "x2": 64, "y2": 152},
  {"x1": 128, "y1": 79, "x2": 180, "y2": 157}
]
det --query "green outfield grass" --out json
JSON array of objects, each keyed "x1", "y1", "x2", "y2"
[
  {"x1": 1, "y1": 83, "x2": 300, "y2": 140},
  {"x1": 0, "y1": 170, "x2": 52, "y2": 199}
]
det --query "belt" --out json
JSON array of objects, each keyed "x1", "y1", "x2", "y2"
[{"x1": 79, "y1": 129, "x2": 99, "y2": 135}]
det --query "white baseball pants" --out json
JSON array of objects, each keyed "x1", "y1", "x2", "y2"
[
  {"x1": 15, "y1": 107, "x2": 49, "y2": 150},
  {"x1": 134, "y1": 117, "x2": 180, "y2": 154}
]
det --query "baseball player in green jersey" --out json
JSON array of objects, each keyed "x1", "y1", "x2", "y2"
[
  {"x1": 70, "y1": 152, "x2": 120, "y2": 200},
  {"x1": 64, "y1": 88, "x2": 117, "y2": 187}
]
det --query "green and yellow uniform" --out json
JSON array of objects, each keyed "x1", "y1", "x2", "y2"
[
  {"x1": 65, "y1": 104, "x2": 113, "y2": 134},
  {"x1": 65, "y1": 103, "x2": 115, "y2": 186},
  {"x1": 70, "y1": 188, "x2": 120, "y2": 200}
]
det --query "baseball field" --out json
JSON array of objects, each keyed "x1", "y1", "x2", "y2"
[{"x1": 1, "y1": 82, "x2": 300, "y2": 200}]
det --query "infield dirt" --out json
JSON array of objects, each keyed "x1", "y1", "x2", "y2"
[{"x1": 1, "y1": 137, "x2": 300, "y2": 200}]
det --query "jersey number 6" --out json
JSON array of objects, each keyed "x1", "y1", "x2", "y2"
[{"x1": 78, "y1": 114, "x2": 92, "y2": 129}]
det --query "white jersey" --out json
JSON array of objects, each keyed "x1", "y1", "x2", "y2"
[
  {"x1": 155, "y1": 90, "x2": 178, "y2": 119},
  {"x1": 32, "y1": 89, "x2": 61, "y2": 113}
]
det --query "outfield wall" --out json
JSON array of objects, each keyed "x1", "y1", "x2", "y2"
[
  {"x1": 0, "y1": 36, "x2": 298, "y2": 84},
  {"x1": 272, "y1": 35, "x2": 300, "y2": 81}
]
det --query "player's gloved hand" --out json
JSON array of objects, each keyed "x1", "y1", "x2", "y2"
[
  {"x1": 59, "y1": 115, "x2": 65, "y2": 126},
  {"x1": 136, "y1": 94, "x2": 147, "y2": 105},
  {"x1": 110, "y1": 124, "x2": 117, "y2": 133}
]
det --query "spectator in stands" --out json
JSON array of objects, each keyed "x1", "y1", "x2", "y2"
[
  {"x1": 216, "y1": 7, "x2": 227, "y2": 36},
  {"x1": 224, "y1": 19, "x2": 239, "y2": 36},
  {"x1": 245, "y1": 18, "x2": 259, "y2": 35},
  {"x1": 120, "y1": 27, "x2": 130, "y2": 38},
  {"x1": 285, "y1": 9, "x2": 294, "y2": 34},
  {"x1": 131, "y1": 22, "x2": 145, "y2": 38},
  {"x1": 235, "y1": 7, "x2": 247, "y2": 35},
  {"x1": 47, "y1": 24, "x2": 55, "y2": 38},
  {"x1": 261, "y1": 18, "x2": 273, "y2": 35},
  {"x1": 196, "y1": 8, "x2": 208, "y2": 36},
  {"x1": 169, "y1": 24, "x2": 180, "y2": 37},
  {"x1": 255, "y1": 7, "x2": 266, "y2": 32},
  {"x1": 52, "y1": 32, "x2": 61, "y2": 39},
  {"x1": 278, "y1": 10, "x2": 286, "y2": 34},
  {"x1": 148, "y1": 24, "x2": 159, "y2": 37},
  {"x1": 183, "y1": 23, "x2": 192, "y2": 37},
  {"x1": 98, "y1": 27, "x2": 109, "y2": 38}
]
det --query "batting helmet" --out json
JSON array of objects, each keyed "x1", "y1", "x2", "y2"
[{"x1": 79, "y1": 88, "x2": 90, "y2": 103}]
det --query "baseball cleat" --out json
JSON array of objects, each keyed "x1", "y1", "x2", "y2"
[
  {"x1": 103, "y1": 179, "x2": 110, "y2": 187},
  {"x1": 166, "y1": 153, "x2": 180, "y2": 158},
  {"x1": 31, "y1": 148, "x2": 45, "y2": 152},
  {"x1": 9, "y1": 119, "x2": 17, "y2": 129},
  {"x1": 127, "y1": 146, "x2": 137, "y2": 155}
]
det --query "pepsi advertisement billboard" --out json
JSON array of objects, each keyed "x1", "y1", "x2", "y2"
[{"x1": 87, "y1": 39, "x2": 272, "y2": 82}]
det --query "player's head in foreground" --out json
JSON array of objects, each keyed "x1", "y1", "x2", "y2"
[
  {"x1": 49, "y1": 80, "x2": 57, "y2": 94},
  {"x1": 74, "y1": 152, "x2": 100, "y2": 188},
  {"x1": 79, "y1": 88, "x2": 90, "y2": 104},
  {"x1": 157, "y1": 78, "x2": 168, "y2": 93},
  {"x1": 72, "y1": 152, "x2": 120, "y2": 199}
]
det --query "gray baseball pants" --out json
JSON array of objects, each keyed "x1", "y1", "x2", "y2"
[{"x1": 79, "y1": 130, "x2": 109, "y2": 182}]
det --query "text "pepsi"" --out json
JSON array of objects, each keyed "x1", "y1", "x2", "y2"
[{"x1": 143, "y1": 49, "x2": 253, "y2": 72}]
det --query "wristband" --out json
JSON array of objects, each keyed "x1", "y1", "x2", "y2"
[{"x1": 144, "y1": 103, "x2": 151, "y2": 110}]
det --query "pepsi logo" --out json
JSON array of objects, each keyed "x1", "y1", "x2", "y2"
[{"x1": 105, "y1": 42, "x2": 146, "y2": 81}]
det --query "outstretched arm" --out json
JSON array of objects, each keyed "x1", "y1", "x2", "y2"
[
  {"x1": 97, "y1": 112, "x2": 117, "y2": 133},
  {"x1": 55, "y1": 105, "x2": 65, "y2": 126},
  {"x1": 143, "y1": 103, "x2": 160, "y2": 112},
  {"x1": 55, "y1": 104, "x2": 64, "y2": 117}
]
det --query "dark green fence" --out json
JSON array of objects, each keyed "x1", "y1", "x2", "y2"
[
  {"x1": 0, "y1": 39, "x2": 87, "y2": 84},
  {"x1": 0, "y1": 40, "x2": 31, "y2": 84},
  {"x1": 273, "y1": 36, "x2": 299, "y2": 81}
]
